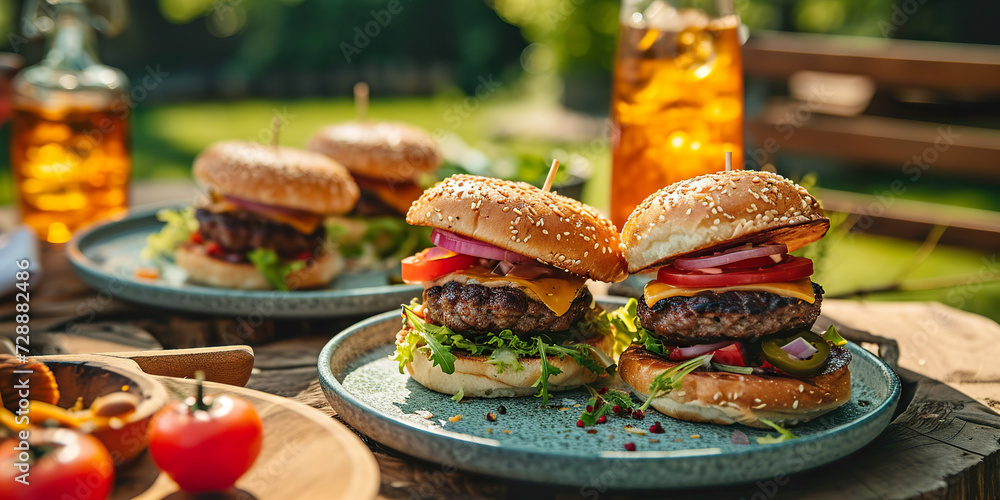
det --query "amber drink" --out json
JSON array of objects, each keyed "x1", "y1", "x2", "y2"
[
  {"x1": 611, "y1": 1, "x2": 743, "y2": 227},
  {"x1": 11, "y1": 104, "x2": 131, "y2": 243},
  {"x1": 10, "y1": 0, "x2": 132, "y2": 243}
]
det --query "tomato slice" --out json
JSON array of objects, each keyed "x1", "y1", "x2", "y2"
[
  {"x1": 709, "y1": 344, "x2": 747, "y2": 367},
  {"x1": 657, "y1": 256, "x2": 813, "y2": 287},
  {"x1": 668, "y1": 343, "x2": 747, "y2": 366},
  {"x1": 401, "y1": 248, "x2": 480, "y2": 283}
]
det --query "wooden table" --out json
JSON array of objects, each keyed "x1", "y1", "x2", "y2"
[{"x1": 4, "y1": 232, "x2": 1000, "y2": 499}]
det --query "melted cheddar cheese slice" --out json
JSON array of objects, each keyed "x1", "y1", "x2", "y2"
[
  {"x1": 427, "y1": 269, "x2": 587, "y2": 316},
  {"x1": 643, "y1": 278, "x2": 815, "y2": 308},
  {"x1": 202, "y1": 199, "x2": 322, "y2": 235}
]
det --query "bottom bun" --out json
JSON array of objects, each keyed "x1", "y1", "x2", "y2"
[
  {"x1": 176, "y1": 244, "x2": 343, "y2": 290},
  {"x1": 618, "y1": 345, "x2": 851, "y2": 428},
  {"x1": 403, "y1": 330, "x2": 615, "y2": 398}
]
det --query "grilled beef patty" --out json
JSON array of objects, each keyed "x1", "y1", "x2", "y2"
[
  {"x1": 195, "y1": 208, "x2": 325, "y2": 259},
  {"x1": 638, "y1": 282, "x2": 824, "y2": 344},
  {"x1": 423, "y1": 280, "x2": 593, "y2": 335}
]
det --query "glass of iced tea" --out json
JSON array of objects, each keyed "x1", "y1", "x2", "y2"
[
  {"x1": 611, "y1": 0, "x2": 743, "y2": 228},
  {"x1": 11, "y1": 0, "x2": 131, "y2": 244}
]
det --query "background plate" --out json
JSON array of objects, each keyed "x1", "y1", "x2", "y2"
[
  {"x1": 66, "y1": 205, "x2": 422, "y2": 318},
  {"x1": 319, "y1": 297, "x2": 901, "y2": 489}
]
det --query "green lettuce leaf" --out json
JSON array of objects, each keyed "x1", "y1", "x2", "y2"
[
  {"x1": 246, "y1": 248, "x2": 306, "y2": 291},
  {"x1": 401, "y1": 305, "x2": 457, "y2": 374},
  {"x1": 141, "y1": 207, "x2": 199, "y2": 261},
  {"x1": 757, "y1": 418, "x2": 799, "y2": 444}
]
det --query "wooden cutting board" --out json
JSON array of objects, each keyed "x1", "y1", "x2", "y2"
[
  {"x1": 39, "y1": 347, "x2": 380, "y2": 500},
  {"x1": 116, "y1": 377, "x2": 380, "y2": 500}
]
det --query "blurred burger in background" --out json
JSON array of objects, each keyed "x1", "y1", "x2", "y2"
[
  {"x1": 143, "y1": 141, "x2": 360, "y2": 290},
  {"x1": 306, "y1": 86, "x2": 443, "y2": 272}
]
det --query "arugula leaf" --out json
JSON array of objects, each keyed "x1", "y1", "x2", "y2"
[
  {"x1": 638, "y1": 354, "x2": 712, "y2": 411},
  {"x1": 531, "y1": 338, "x2": 564, "y2": 406},
  {"x1": 451, "y1": 389, "x2": 464, "y2": 402},
  {"x1": 577, "y1": 387, "x2": 638, "y2": 426},
  {"x1": 822, "y1": 325, "x2": 848, "y2": 347},
  {"x1": 401, "y1": 306, "x2": 457, "y2": 374},
  {"x1": 392, "y1": 304, "x2": 617, "y2": 404},
  {"x1": 757, "y1": 418, "x2": 799, "y2": 444},
  {"x1": 246, "y1": 248, "x2": 306, "y2": 291},
  {"x1": 142, "y1": 207, "x2": 199, "y2": 261},
  {"x1": 713, "y1": 362, "x2": 754, "y2": 375}
]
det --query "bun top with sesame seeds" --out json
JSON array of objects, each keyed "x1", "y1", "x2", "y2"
[
  {"x1": 193, "y1": 141, "x2": 360, "y2": 215},
  {"x1": 620, "y1": 170, "x2": 829, "y2": 273},
  {"x1": 406, "y1": 174, "x2": 628, "y2": 283},
  {"x1": 307, "y1": 121, "x2": 442, "y2": 182}
]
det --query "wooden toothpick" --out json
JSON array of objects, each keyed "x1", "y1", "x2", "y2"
[
  {"x1": 354, "y1": 82, "x2": 369, "y2": 121},
  {"x1": 725, "y1": 151, "x2": 732, "y2": 171},
  {"x1": 542, "y1": 159, "x2": 560, "y2": 192},
  {"x1": 270, "y1": 116, "x2": 281, "y2": 146}
]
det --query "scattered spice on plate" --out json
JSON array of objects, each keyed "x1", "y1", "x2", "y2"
[
  {"x1": 586, "y1": 429, "x2": 598, "y2": 434},
  {"x1": 690, "y1": 434, "x2": 701, "y2": 439},
  {"x1": 649, "y1": 439, "x2": 660, "y2": 443},
  {"x1": 486, "y1": 412, "x2": 497, "y2": 422},
  {"x1": 449, "y1": 415, "x2": 462, "y2": 423},
  {"x1": 560, "y1": 407, "x2": 570, "y2": 411},
  {"x1": 503, "y1": 430, "x2": 511, "y2": 434}
]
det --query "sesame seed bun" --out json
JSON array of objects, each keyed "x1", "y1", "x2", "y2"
[
  {"x1": 618, "y1": 345, "x2": 851, "y2": 428},
  {"x1": 193, "y1": 141, "x2": 360, "y2": 215},
  {"x1": 306, "y1": 121, "x2": 442, "y2": 182},
  {"x1": 620, "y1": 170, "x2": 830, "y2": 273},
  {"x1": 175, "y1": 244, "x2": 343, "y2": 290},
  {"x1": 400, "y1": 326, "x2": 615, "y2": 398},
  {"x1": 406, "y1": 174, "x2": 628, "y2": 283}
]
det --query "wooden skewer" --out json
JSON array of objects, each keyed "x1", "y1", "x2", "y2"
[
  {"x1": 725, "y1": 151, "x2": 732, "y2": 171},
  {"x1": 354, "y1": 82, "x2": 369, "y2": 121},
  {"x1": 270, "y1": 116, "x2": 281, "y2": 146},
  {"x1": 542, "y1": 159, "x2": 560, "y2": 192}
]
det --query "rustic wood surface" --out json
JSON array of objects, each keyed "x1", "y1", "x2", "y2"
[{"x1": 3, "y1": 228, "x2": 1000, "y2": 499}]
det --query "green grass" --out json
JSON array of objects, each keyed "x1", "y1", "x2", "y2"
[{"x1": 2, "y1": 96, "x2": 998, "y2": 323}]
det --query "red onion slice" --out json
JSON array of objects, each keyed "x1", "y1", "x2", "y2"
[
  {"x1": 781, "y1": 337, "x2": 818, "y2": 360},
  {"x1": 431, "y1": 229, "x2": 534, "y2": 264},
  {"x1": 673, "y1": 244, "x2": 788, "y2": 271},
  {"x1": 505, "y1": 262, "x2": 553, "y2": 280},
  {"x1": 224, "y1": 195, "x2": 316, "y2": 218},
  {"x1": 672, "y1": 341, "x2": 734, "y2": 359}
]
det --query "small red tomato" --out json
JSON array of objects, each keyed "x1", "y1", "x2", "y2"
[
  {"x1": 147, "y1": 375, "x2": 263, "y2": 493},
  {"x1": 0, "y1": 427, "x2": 115, "y2": 500}
]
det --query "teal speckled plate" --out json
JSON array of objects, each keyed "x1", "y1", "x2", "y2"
[
  {"x1": 319, "y1": 298, "x2": 901, "y2": 489},
  {"x1": 66, "y1": 205, "x2": 422, "y2": 318}
]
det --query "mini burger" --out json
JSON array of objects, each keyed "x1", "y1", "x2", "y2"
[
  {"x1": 174, "y1": 141, "x2": 360, "y2": 290},
  {"x1": 307, "y1": 121, "x2": 442, "y2": 216},
  {"x1": 617, "y1": 170, "x2": 849, "y2": 428},
  {"x1": 393, "y1": 174, "x2": 628, "y2": 404}
]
